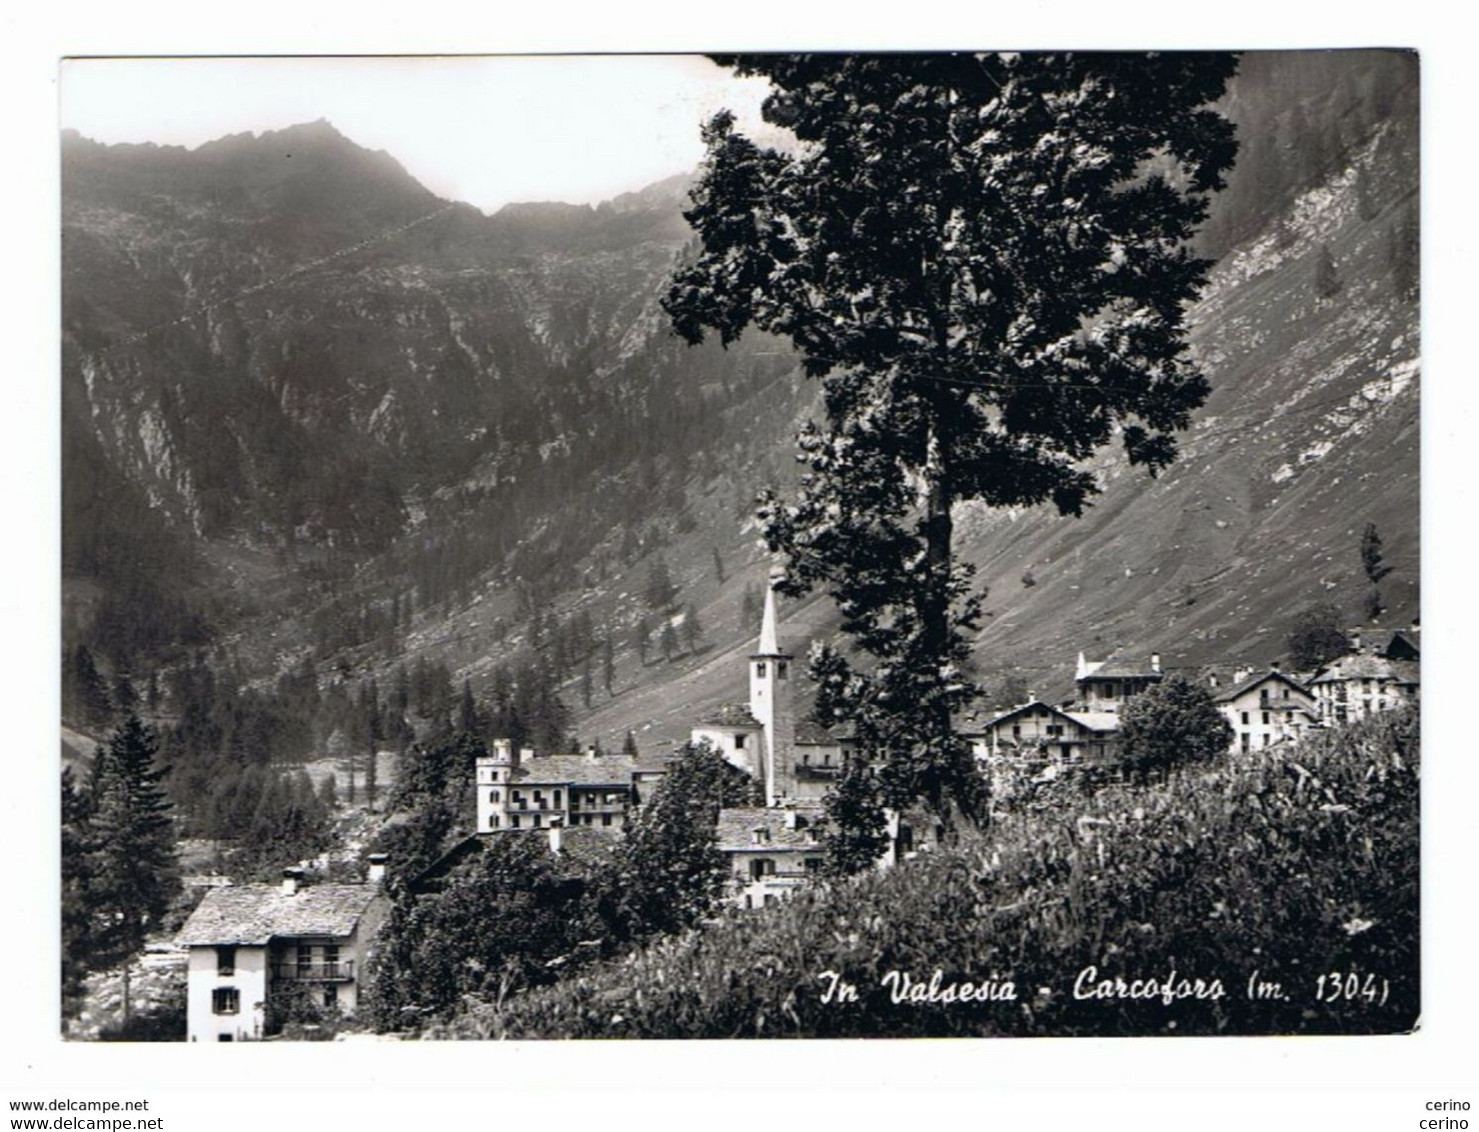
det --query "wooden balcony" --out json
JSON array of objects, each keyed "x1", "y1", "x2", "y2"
[{"x1": 271, "y1": 960, "x2": 354, "y2": 982}]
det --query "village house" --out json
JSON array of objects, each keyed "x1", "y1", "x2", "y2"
[
  {"x1": 175, "y1": 857, "x2": 389, "y2": 1042},
  {"x1": 1211, "y1": 667, "x2": 1320, "y2": 753},
  {"x1": 1074, "y1": 651, "x2": 1164, "y2": 712},
  {"x1": 475, "y1": 741, "x2": 653, "y2": 834},
  {"x1": 714, "y1": 805, "x2": 828, "y2": 909},
  {"x1": 1308, "y1": 651, "x2": 1420, "y2": 726},
  {"x1": 972, "y1": 699, "x2": 1121, "y2": 765}
]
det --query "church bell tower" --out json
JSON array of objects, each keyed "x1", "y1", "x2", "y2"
[{"x1": 748, "y1": 573, "x2": 795, "y2": 804}]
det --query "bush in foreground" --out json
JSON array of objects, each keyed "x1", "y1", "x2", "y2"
[{"x1": 431, "y1": 710, "x2": 1418, "y2": 1039}]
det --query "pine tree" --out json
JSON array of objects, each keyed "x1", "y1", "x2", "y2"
[
  {"x1": 665, "y1": 53, "x2": 1236, "y2": 821},
  {"x1": 61, "y1": 767, "x2": 95, "y2": 1015},
  {"x1": 634, "y1": 616, "x2": 650, "y2": 665},
  {"x1": 623, "y1": 730, "x2": 639, "y2": 758},
  {"x1": 682, "y1": 602, "x2": 703, "y2": 654},
  {"x1": 1315, "y1": 243, "x2": 1343, "y2": 299},
  {"x1": 659, "y1": 620, "x2": 678, "y2": 663},
  {"x1": 580, "y1": 656, "x2": 594, "y2": 709},
  {"x1": 87, "y1": 715, "x2": 180, "y2": 963},
  {"x1": 644, "y1": 558, "x2": 678, "y2": 613},
  {"x1": 601, "y1": 636, "x2": 615, "y2": 696}
]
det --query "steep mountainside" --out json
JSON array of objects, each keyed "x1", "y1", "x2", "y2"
[{"x1": 61, "y1": 52, "x2": 1419, "y2": 761}]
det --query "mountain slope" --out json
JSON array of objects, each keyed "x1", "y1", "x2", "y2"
[{"x1": 60, "y1": 53, "x2": 1419, "y2": 765}]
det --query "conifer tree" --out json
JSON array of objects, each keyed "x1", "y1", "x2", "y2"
[
  {"x1": 86, "y1": 714, "x2": 180, "y2": 963},
  {"x1": 665, "y1": 53, "x2": 1237, "y2": 821},
  {"x1": 601, "y1": 636, "x2": 615, "y2": 696}
]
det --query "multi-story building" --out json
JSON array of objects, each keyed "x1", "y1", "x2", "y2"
[
  {"x1": 1212, "y1": 668, "x2": 1319, "y2": 753},
  {"x1": 1074, "y1": 651, "x2": 1164, "y2": 712},
  {"x1": 714, "y1": 805, "x2": 828, "y2": 909},
  {"x1": 1308, "y1": 652, "x2": 1420, "y2": 725},
  {"x1": 972, "y1": 699, "x2": 1121, "y2": 765},
  {"x1": 175, "y1": 857, "x2": 389, "y2": 1042},
  {"x1": 475, "y1": 741, "x2": 648, "y2": 834}
]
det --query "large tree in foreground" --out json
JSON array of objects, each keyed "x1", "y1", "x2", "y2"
[{"x1": 664, "y1": 53, "x2": 1237, "y2": 820}]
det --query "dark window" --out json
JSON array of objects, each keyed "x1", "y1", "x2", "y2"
[
  {"x1": 489, "y1": 789, "x2": 499, "y2": 804},
  {"x1": 511, "y1": 814, "x2": 521, "y2": 829},
  {"x1": 323, "y1": 944, "x2": 340, "y2": 977},
  {"x1": 1262, "y1": 712, "x2": 1270, "y2": 725},
  {"x1": 1241, "y1": 712, "x2": 1249, "y2": 725},
  {"x1": 756, "y1": 662, "x2": 767, "y2": 678},
  {"x1": 218, "y1": 1034, "x2": 233, "y2": 1042},
  {"x1": 532, "y1": 813, "x2": 542, "y2": 828},
  {"x1": 553, "y1": 790, "x2": 562, "y2": 808},
  {"x1": 296, "y1": 945, "x2": 311, "y2": 976},
  {"x1": 751, "y1": 858, "x2": 775, "y2": 880},
  {"x1": 212, "y1": 987, "x2": 239, "y2": 1015},
  {"x1": 734, "y1": 733, "x2": 746, "y2": 749},
  {"x1": 804, "y1": 858, "x2": 823, "y2": 873},
  {"x1": 323, "y1": 986, "x2": 337, "y2": 1010},
  {"x1": 217, "y1": 946, "x2": 235, "y2": 976},
  {"x1": 602, "y1": 813, "x2": 613, "y2": 827},
  {"x1": 777, "y1": 661, "x2": 789, "y2": 679},
  {"x1": 1260, "y1": 688, "x2": 1269, "y2": 703}
]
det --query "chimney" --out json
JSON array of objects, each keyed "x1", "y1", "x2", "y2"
[
  {"x1": 1350, "y1": 631, "x2": 1363, "y2": 654},
  {"x1": 1269, "y1": 660, "x2": 1281, "y2": 674},
  {"x1": 519, "y1": 748, "x2": 534, "y2": 766},
  {"x1": 1151, "y1": 653, "x2": 1161, "y2": 674},
  {"x1": 547, "y1": 818, "x2": 563, "y2": 856},
  {"x1": 1208, "y1": 673, "x2": 1219, "y2": 688},
  {"x1": 585, "y1": 745, "x2": 599, "y2": 762},
  {"x1": 493, "y1": 738, "x2": 513, "y2": 765},
  {"x1": 366, "y1": 853, "x2": 388, "y2": 885},
  {"x1": 281, "y1": 868, "x2": 303, "y2": 896},
  {"x1": 784, "y1": 809, "x2": 799, "y2": 831},
  {"x1": 751, "y1": 825, "x2": 769, "y2": 845},
  {"x1": 1025, "y1": 690, "x2": 1036, "y2": 705},
  {"x1": 1233, "y1": 666, "x2": 1251, "y2": 685}
]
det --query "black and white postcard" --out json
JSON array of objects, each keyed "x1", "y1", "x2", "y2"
[{"x1": 55, "y1": 50, "x2": 1424, "y2": 1048}]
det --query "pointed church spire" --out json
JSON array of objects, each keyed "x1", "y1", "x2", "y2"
[{"x1": 758, "y1": 574, "x2": 781, "y2": 656}]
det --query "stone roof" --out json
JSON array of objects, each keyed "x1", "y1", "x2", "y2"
[
  {"x1": 1062, "y1": 710, "x2": 1122, "y2": 733},
  {"x1": 1310, "y1": 654, "x2": 1420, "y2": 686},
  {"x1": 511, "y1": 753, "x2": 641, "y2": 787},
  {"x1": 1212, "y1": 670, "x2": 1313, "y2": 704},
  {"x1": 1079, "y1": 655, "x2": 1163, "y2": 681},
  {"x1": 715, "y1": 806, "x2": 826, "y2": 853},
  {"x1": 176, "y1": 883, "x2": 382, "y2": 946},
  {"x1": 695, "y1": 703, "x2": 762, "y2": 729},
  {"x1": 794, "y1": 719, "x2": 853, "y2": 745}
]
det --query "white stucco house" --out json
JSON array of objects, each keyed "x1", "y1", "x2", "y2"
[{"x1": 175, "y1": 858, "x2": 389, "y2": 1042}]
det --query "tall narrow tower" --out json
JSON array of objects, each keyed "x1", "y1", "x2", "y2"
[{"x1": 748, "y1": 573, "x2": 795, "y2": 804}]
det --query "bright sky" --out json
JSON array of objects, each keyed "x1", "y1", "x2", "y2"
[{"x1": 59, "y1": 55, "x2": 775, "y2": 213}]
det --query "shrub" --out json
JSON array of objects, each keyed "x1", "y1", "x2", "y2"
[{"x1": 435, "y1": 711, "x2": 1418, "y2": 1039}]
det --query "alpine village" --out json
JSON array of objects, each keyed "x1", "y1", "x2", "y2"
[{"x1": 60, "y1": 52, "x2": 1420, "y2": 1040}]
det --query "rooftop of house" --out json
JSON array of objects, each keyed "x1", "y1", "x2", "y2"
[
  {"x1": 176, "y1": 882, "x2": 383, "y2": 947},
  {"x1": 696, "y1": 703, "x2": 762, "y2": 729},
  {"x1": 1310, "y1": 654, "x2": 1421, "y2": 685},
  {"x1": 1211, "y1": 669, "x2": 1314, "y2": 704},
  {"x1": 978, "y1": 701, "x2": 1122, "y2": 734},
  {"x1": 794, "y1": 718, "x2": 854, "y2": 745},
  {"x1": 510, "y1": 752, "x2": 642, "y2": 788},
  {"x1": 1078, "y1": 654, "x2": 1164, "y2": 681},
  {"x1": 1062, "y1": 710, "x2": 1123, "y2": 732},
  {"x1": 716, "y1": 806, "x2": 826, "y2": 852}
]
